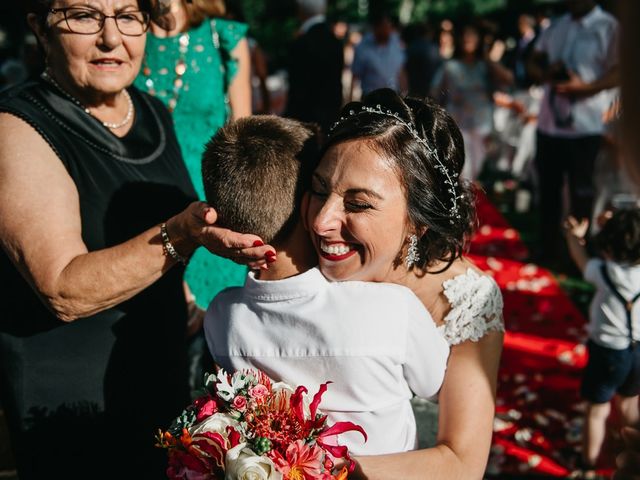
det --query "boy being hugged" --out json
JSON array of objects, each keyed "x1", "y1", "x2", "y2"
[{"x1": 200, "y1": 115, "x2": 450, "y2": 456}]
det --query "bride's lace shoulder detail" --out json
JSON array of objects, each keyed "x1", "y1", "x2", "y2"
[{"x1": 438, "y1": 268, "x2": 505, "y2": 346}]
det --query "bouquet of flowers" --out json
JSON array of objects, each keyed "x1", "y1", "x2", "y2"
[{"x1": 156, "y1": 368, "x2": 367, "y2": 480}]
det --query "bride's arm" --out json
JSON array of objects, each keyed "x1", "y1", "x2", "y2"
[{"x1": 352, "y1": 331, "x2": 503, "y2": 480}]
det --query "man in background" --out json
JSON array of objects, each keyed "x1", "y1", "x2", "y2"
[
  {"x1": 528, "y1": 0, "x2": 619, "y2": 267},
  {"x1": 350, "y1": 12, "x2": 406, "y2": 100},
  {"x1": 284, "y1": 0, "x2": 343, "y2": 134}
]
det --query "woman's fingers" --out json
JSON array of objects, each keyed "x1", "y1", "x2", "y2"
[
  {"x1": 201, "y1": 204, "x2": 218, "y2": 225},
  {"x1": 190, "y1": 201, "x2": 276, "y2": 267},
  {"x1": 200, "y1": 225, "x2": 274, "y2": 265}
]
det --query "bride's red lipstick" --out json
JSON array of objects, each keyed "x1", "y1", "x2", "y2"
[{"x1": 320, "y1": 250, "x2": 357, "y2": 261}]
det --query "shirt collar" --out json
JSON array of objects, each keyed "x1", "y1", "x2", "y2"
[
  {"x1": 243, "y1": 266, "x2": 326, "y2": 301},
  {"x1": 299, "y1": 15, "x2": 325, "y2": 35}
]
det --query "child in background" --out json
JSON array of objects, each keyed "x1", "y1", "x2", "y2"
[
  {"x1": 200, "y1": 115, "x2": 449, "y2": 455},
  {"x1": 564, "y1": 209, "x2": 640, "y2": 476}
]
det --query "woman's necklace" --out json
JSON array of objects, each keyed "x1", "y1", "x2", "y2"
[
  {"x1": 41, "y1": 70, "x2": 134, "y2": 130},
  {"x1": 142, "y1": 32, "x2": 190, "y2": 112}
]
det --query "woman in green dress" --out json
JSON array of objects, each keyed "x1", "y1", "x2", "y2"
[
  {"x1": 135, "y1": 0, "x2": 250, "y2": 307},
  {"x1": 134, "y1": 0, "x2": 251, "y2": 389}
]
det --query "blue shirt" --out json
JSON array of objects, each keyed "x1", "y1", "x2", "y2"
[{"x1": 352, "y1": 32, "x2": 405, "y2": 94}]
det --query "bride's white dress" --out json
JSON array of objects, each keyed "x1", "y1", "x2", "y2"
[
  {"x1": 414, "y1": 268, "x2": 504, "y2": 448},
  {"x1": 440, "y1": 268, "x2": 505, "y2": 345}
]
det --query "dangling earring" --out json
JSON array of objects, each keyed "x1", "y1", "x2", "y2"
[{"x1": 405, "y1": 234, "x2": 420, "y2": 269}]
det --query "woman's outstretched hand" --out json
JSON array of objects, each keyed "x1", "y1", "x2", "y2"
[{"x1": 176, "y1": 201, "x2": 276, "y2": 270}]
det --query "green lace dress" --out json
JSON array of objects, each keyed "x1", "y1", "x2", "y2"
[{"x1": 135, "y1": 18, "x2": 248, "y2": 308}]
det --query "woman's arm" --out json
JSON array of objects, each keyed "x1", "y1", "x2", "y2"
[
  {"x1": 251, "y1": 42, "x2": 271, "y2": 114},
  {"x1": 0, "y1": 113, "x2": 268, "y2": 321},
  {"x1": 228, "y1": 37, "x2": 252, "y2": 120},
  {"x1": 353, "y1": 331, "x2": 503, "y2": 480},
  {"x1": 563, "y1": 215, "x2": 589, "y2": 273},
  {"x1": 487, "y1": 60, "x2": 514, "y2": 88}
]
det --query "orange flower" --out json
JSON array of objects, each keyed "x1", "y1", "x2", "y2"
[{"x1": 269, "y1": 439, "x2": 325, "y2": 480}]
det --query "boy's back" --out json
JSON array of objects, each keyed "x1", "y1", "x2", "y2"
[
  {"x1": 585, "y1": 258, "x2": 640, "y2": 349},
  {"x1": 204, "y1": 267, "x2": 449, "y2": 455}
]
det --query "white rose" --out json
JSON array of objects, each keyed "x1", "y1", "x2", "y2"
[
  {"x1": 225, "y1": 444, "x2": 282, "y2": 480},
  {"x1": 190, "y1": 412, "x2": 241, "y2": 437}
]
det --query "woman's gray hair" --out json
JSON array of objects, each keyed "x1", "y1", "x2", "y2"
[{"x1": 295, "y1": 0, "x2": 327, "y2": 17}]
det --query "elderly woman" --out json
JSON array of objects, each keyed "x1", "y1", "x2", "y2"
[
  {"x1": 304, "y1": 88, "x2": 504, "y2": 478},
  {"x1": 0, "y1": 1, "x2": 267, "y2": 478}
]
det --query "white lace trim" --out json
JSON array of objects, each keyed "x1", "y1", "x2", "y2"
[{"x1": 437, "y1": 268, "x2": 505, "y2": 346}]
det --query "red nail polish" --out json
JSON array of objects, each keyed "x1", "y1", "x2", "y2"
[
  {"x1": 253, "y1": 240, "x2": 264, "y2": 247},
  {"x1": 267, "y1": 256, "x2": 276, "y2": 263},
  {"x1": 265, "y1": 250, "x2": 276, "y2": 257}
]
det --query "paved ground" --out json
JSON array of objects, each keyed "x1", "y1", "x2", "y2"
[{"x1": 412, "y1": 397, "x2": 440, "y2": 448}]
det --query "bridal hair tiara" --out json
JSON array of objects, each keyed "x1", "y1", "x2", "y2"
[{"x1": 329, "y1": 104, "x2": 462, "y2": 223}]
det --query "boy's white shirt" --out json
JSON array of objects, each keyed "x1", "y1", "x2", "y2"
[
  {"x1": 585, "y1": 258, "x2": 640, "y2": 349},
  {"x1": 204, "y1": 267, "x2": 450, "y2": 455}
]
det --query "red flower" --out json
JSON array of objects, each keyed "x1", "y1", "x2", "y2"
[
  {"x1": 166, "y1": 449, "x2": 213, "y2": 480},
  {"x1": 291, "y1": 382, "x2": 367, "y2": 473},
  {"x1": 189, "y1": 431, "x2": 228, "y2": 469},
  {"x1": 247, "y1": 393, "x2": 305, "y2": 451},
  {"x1": 227, "y1": 426, "x2": 242, "y2": 449},
  {"x1": 194, "y1": 396, "x2": 218, "y2": 423}
]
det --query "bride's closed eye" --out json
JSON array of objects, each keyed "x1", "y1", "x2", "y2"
[{"x1": 345, "y1": 199, "x2": 373, "y2": 212}]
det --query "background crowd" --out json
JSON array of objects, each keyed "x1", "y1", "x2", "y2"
[{"x1": 0, "y1": 0, "x2": 638, "y2": 478}]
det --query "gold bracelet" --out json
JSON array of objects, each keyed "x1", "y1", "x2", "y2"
[{"x1": 160, "y1": 222, "x2": 188, "y2": 265}]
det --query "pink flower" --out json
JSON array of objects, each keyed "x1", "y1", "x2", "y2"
[
  {"x1": 232, "y1": 395, "x2": 247, "y2": 411},
  {"x1": 270, "y1": 439, "x2": 325, "y2": 480},
  {"x1": 249, "y1": 384, "x2": 269, "y2": 401},
  {"x1": 194, "y1": 396, "x2": 218, "y2": 423}
]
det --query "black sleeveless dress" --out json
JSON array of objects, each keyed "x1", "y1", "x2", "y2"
[{"x1": 0, "y1": 79, "x2": 197, "y2": 479}]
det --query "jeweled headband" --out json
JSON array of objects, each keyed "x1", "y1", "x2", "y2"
[{"x1": 329, "y1": 104, "x2": 462, "y2": 223}]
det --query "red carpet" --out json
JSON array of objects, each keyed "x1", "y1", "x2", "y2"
[{"x1": 470, "y1": 190, "x2": 615, "y2": 478}]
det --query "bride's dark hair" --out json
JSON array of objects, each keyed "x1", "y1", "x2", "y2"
[{"x1": 323, "y1": 88, "x2": 477, "y2": 272}]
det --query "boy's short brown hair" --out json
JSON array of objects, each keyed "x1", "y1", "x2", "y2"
[{"x1": 202, "y1": 115, "x2": 319, "y2": 244}]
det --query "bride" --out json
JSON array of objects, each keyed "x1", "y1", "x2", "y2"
[{"x1": 207, "y1": 88, "x2": 504, "y2": 479}]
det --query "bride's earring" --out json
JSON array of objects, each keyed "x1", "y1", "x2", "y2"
[{"x1": 405, "y1": 234, "x2": 420, "y2": 269}]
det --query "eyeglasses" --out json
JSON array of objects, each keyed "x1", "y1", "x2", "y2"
[{"x1": 48, "y1": 7, "x2": 150, "y2": 36}]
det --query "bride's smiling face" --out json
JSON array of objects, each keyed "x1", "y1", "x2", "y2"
[{"x1": 306, "y1": 139, "x2": 412, "y2": 282}]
